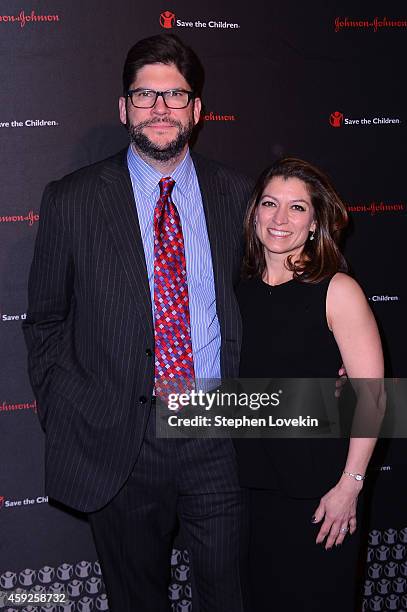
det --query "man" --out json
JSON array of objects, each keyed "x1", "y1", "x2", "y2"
[{"x1": 23, "y1": 34, "x2": 253, "y2": 612}]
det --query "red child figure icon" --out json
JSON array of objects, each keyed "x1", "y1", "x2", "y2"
[
  {"x1": 329, "y1": 111, "x2": 344, "y2": 127},
  {"x1": 160, "y1": 11, "x2": 176, "y2": 29}
]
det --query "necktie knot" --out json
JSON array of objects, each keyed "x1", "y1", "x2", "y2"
[{"x1": 159, "y1": 177, "x2": 175, "y2": 198}]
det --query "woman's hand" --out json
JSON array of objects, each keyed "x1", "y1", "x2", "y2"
[
  {"x1": 312, "y1": 475, "x2": 363, "y2": 549},
  {"x1": 335, "y1": 364, "x2": 347, "y2": 398}
]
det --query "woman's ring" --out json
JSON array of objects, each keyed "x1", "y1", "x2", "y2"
[{"x1": 340, "y1": 527, "x2": 349, "y2": 533}]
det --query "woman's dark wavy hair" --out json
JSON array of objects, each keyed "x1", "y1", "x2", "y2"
[
  {"x1": 243, "y1": 158, "x2": 349, "y2": 283},
  {"x1": 122, "y1": 34, "x2": 204, "y2": 97}
]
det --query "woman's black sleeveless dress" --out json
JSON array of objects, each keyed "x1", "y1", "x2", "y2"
[{"x1": 234, "y1": 276, "x2": 365, "y2": 612}]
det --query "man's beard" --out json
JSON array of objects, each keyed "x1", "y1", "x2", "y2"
[{"x1": 128, "y1": 117, "x2": 194, "y2": 162}]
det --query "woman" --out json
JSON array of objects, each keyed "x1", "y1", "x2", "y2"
[{"x1": 234, "y1": 158, "x2": 384, "y2": 611}]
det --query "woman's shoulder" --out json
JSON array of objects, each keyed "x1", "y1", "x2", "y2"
[
  {"x1": 326, "y1": 272, "x2": 370, "y2": 327},
  {"x1": 327, "y1": 272, "x2": 366, "y2": 301}
]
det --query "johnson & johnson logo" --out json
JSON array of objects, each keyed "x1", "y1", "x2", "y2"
[
  {"x1": 0, "y1": 400, "x2": 37, "y2": 413},
  {"x1": 0, "y1": 10, "x2": 60, "y2": 28},
  {"x1": 346, "y1": 202, "x2": 405, "y2": 215},
  {"x1": 334, "y1": 16, "x2": 407, "y2": 33},
  {"x1": 159, "y1": 10, "x2": 240, "y2": 30},
  {"x1": 200, "y1": 111, "x2": 237, "y2": 122},
  {"x1": 0, "y1": 211, "x2": 39, "y2": 226},
  {"x1": 329, "y1": 111, "x2": 401, "y2": 128}
]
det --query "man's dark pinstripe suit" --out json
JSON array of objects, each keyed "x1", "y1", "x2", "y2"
[{"x1": 23, "y1": 148, "x2": 253, "y2": 611}]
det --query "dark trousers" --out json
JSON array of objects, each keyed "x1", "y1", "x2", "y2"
[
  {"x1": 88, "y1": 409, "x2": 245, "y2": 612},
  {"x1": 241, "y1": 488, "x2": 365, "y2": 612}
]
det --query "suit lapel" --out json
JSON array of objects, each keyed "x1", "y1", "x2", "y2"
[
  {"x1": 96, "y1": 150, "x2": 233, "y2": 342},
  {"x1": 98, "y1": 150, "x2": 154, "y2": 338}
]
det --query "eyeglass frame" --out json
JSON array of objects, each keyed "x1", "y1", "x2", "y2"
[{"x1": 126, "y1": 88, "x2": 195, "y2": 109}]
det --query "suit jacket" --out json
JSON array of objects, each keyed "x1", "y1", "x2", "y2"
[{"x1": 23, "y1": 148, "x2": 253, "y2": 512}]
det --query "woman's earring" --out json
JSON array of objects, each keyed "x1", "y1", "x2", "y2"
[
  {"x1": 254, "y1": 218, "x2": 257, "y2": 228},
  {"x1": 309, "y1": 229, "x2": 315, "y2": 241}
]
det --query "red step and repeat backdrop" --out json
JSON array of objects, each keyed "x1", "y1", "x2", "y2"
[{"x1": 1, "y1": 2, "x2": 406, "y2": 611}]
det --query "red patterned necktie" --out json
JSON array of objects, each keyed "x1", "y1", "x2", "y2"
[{"x1": 154, "y1": 177, "x2": 195, "y2": 397}]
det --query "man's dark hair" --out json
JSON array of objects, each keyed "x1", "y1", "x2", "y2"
[{"x1": 122, "y1": 34, "x2": 205, "y2": 97}]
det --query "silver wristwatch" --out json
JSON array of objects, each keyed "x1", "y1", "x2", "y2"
[{"x1": 343, "y1": 470, "x2": 365, "y2": 481}]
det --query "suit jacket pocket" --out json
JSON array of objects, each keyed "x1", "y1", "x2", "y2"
[{"x1": 46, "y1": 366, "x2": 121, "y2": 429}]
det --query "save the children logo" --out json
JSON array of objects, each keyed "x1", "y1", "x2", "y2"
[
  {"x1": 368, "y1": 295, "x2": 400, "y2": 303},
  {"x1": 329, "y1": 111, "x2": 344, "y2": 127},
  {"x1": 159, "y1": 10, "x2": 240, "y2": 30},
  {"x1": 160, "y1": 11, "x2": 176, "y2": 29},
  {"x1": 329, "y1": 111, "x2": 401, "y2": 127},
  {"x1": 0, "y1": 495, "x2": 48, "y2": 510}
]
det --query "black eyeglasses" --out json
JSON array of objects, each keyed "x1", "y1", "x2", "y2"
[{"x1": 127, "y1": 88, "x2": 194, "y2": 109}]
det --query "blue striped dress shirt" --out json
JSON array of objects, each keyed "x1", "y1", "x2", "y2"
[{"x1": 127, "y1": 145, "x2": 221, "y2": 381}]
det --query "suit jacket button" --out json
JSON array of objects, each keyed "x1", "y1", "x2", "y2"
[
  {"x1": 139, "y1": 396, "x2": 147, "y2": 404},
  {"x1": 145, "y1": 349, "x2": 153, "y2": 357}
]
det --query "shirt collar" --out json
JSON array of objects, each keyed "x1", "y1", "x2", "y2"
[
  {"x1": 171, "y1": 150, "x2": 194, "y2": 196},
  {"x1": 127, "y1": 145, "x2": 194, "y2": 197}
]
